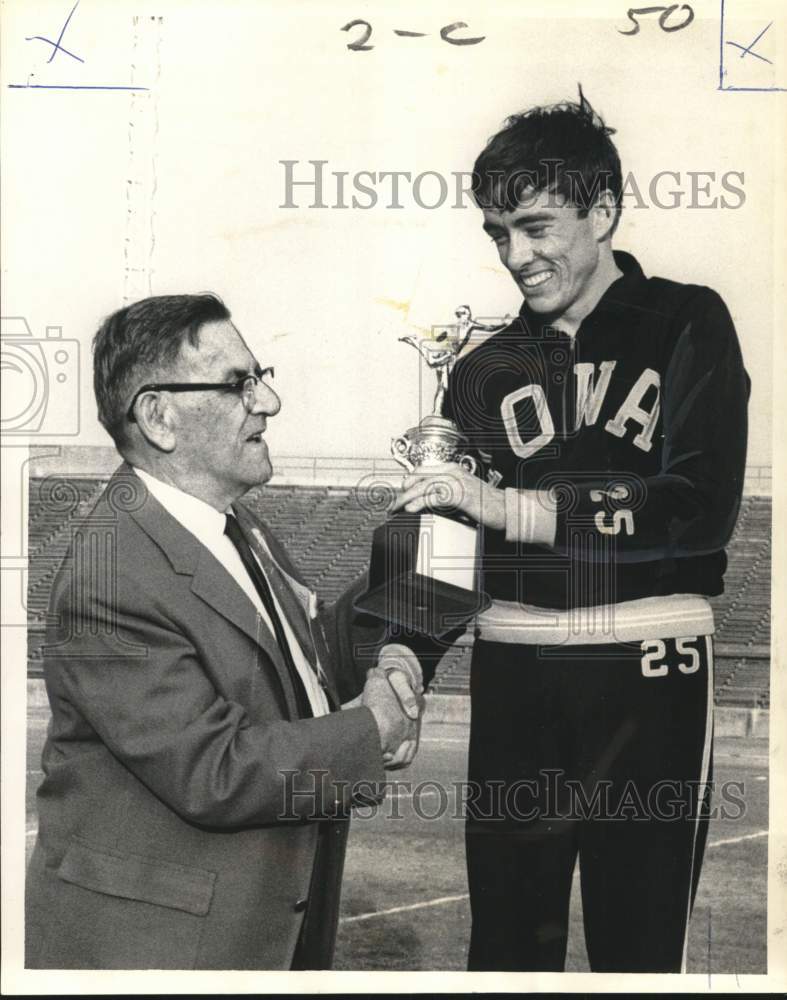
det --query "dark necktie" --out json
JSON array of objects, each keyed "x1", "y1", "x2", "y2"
[{"x1": 224, "y1": 513, "x2": 312, "y2": 719}]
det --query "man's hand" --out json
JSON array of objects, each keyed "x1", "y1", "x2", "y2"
[
  {"x1": 390, "y1": 462, "x2": 505, "y2": 531},
  {"x1": 340, "y1": 645, "x2": 423, "y2": 715},
  {"x1": 343, "y1": 645, "x2": 425, "y2": 768}
]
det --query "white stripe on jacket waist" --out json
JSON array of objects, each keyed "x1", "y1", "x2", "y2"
[{"x1": 475, "y1": 594, "x2": 715, "y2": 646}]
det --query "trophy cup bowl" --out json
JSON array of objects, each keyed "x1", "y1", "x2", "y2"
[{"x1": 392, "y1": 415, "x2": 478, "y2": 476}]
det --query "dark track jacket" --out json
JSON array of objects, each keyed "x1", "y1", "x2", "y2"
[{"x1": 443, "y1": 251, "x2": 750, "y2": 611}]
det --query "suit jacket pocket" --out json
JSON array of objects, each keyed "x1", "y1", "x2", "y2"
[{"x1": 58, "y1": 837, "x2": 216, "y2": 916}]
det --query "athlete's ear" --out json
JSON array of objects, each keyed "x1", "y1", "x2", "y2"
[{"x1": 591, "y1": 190, "x2": 618, "y2": 242}]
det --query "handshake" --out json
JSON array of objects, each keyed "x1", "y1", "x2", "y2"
[{"x1": 344, "y1": 643, "x2": 426, "y2": 770}]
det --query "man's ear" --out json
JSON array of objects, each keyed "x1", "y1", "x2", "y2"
[
  {"x1": 591, "y1": 190, "x2": 618, "y2": 241},
  {"x1": 134, "y1": 393, "x2": 177, "y2": 452}
]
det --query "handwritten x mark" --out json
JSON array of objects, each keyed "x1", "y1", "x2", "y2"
[
  {"x1": 726, "y1": 20, "x2": 773, "y2": 65},
  {"x1": 25, "y1": 0, "x2": 84, "y2": 64}
]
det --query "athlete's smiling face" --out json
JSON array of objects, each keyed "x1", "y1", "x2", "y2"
[{"x1": 482, "y1": 187, "x2": 614, "y2": 327}]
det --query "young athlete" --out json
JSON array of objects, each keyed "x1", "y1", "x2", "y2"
[{"x1": 392, "y1": 89, "x2": 750, "y2": 972}]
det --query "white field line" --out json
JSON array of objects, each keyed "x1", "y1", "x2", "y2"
[
  {"x1": 389, "y1": 788, "x2": 445, "y2": 797},
  {"x1": 338, "y1": 829, "x2": 768, "y2": 925},
  {"x1": 341, "y1": 893, "x2": 469, "y2": 924},
  {"x1": 707, "y1": 829, "x2": 768, "y2": 849}
]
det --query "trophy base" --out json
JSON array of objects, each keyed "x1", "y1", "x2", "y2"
[{"x1": 353, "y1": 511, "x2": 490, "y2": 638}]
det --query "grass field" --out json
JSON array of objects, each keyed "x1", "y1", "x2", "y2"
[
  {"x1": 25, "y1": 708, "x2": 768, "y2": 974},
  {"x1": 334, "y1": 722, "x2": 768, "y2": 974}
]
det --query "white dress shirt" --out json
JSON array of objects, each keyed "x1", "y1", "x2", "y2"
[{"x1": 133, "y1": 467, "x2": 330, "y2": 717}]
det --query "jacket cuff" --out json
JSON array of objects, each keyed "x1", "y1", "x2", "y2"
[{"x1": 504, "y1": 488, "x2": 557, "y2": 547}]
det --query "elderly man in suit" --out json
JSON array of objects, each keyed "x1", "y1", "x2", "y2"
[{"x1": 25, "y1": 293, "x2": 423, "y2": 970}]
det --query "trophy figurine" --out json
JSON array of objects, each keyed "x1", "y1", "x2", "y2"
[
  {"x1": 392, "y1": 304, "x2": 508, "y2": 476},
  {"x1": 355, "y1": 306, "x2": 508, "y2": 638}
]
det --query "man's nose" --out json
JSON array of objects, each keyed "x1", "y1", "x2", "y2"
[
  {"x1": 249, "y1": 380, "x2": 281, "y2": 417},
  {"x1": 504, "y1": 232, "x2": 536, "y2": 271}
]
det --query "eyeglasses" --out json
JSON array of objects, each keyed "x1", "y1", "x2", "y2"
[{"x1": 126, "y1": 367, "x2": 275, "y2": 422}]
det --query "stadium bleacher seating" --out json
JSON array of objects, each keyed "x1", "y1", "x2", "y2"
[{"x1": 27, "y1": 481, "x2": 771, "y2": 707}]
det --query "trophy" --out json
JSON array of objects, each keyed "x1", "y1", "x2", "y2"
[{"x1": 354, "y1": 306, "x2": 508, "y2": 638}]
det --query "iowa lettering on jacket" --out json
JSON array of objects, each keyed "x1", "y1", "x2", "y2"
[{"x1": 502, "y1": 362, "x2": 660, "y2": 459}]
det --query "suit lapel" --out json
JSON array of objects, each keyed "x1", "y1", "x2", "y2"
[
  {"x1": 309, "y1": 614, "x2": 341, "y2": 710},
  {"x1": 235, "y1": 502, "x2": 341, "y2": 709},
  {"x1": 233, "y1": 504, "x2": 317, "y2": 658},
  {"x1": 189, "y1": 560, "x2": 300, "y2": 719},
  {"x1": 123, "y1": 466, "x2": 299, "y2": 719}
]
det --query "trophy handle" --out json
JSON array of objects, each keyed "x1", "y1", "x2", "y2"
[
  {"x1": 457, "y1": 453, "x2": 477, "y2": 476},
  {"x1": 391, "y1": 435, "x2": 415, "y2": 472}
]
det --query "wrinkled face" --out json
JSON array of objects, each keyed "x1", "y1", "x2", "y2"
[
  {"x1": 482, "y1": 188, "x2": 608, "y2": 325},
  {"x1": 167, "y1": 319, "x2": 281, "y2": 504}
]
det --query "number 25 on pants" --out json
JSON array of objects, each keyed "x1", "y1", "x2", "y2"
[{"x1": 640, "y1": 637, "x2": 702, "y2": 678}]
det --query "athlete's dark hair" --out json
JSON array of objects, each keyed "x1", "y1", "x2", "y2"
[
  {"x1": 93, "y1": 293, "x2": 230, "y2": 449},
  {"x1": 472, "y1": 85, "x2": 623, "y2": 234}
]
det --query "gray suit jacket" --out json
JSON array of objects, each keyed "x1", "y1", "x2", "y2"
[{"x1": 25, "y1": 465, "x2": 386, "y2": 969}]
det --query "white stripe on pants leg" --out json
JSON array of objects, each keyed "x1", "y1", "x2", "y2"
[{"x1": 681, "y1": 634, "x2": 715, "y2": 973}]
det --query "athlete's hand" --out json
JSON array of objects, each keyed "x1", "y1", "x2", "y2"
[
  {"x1": 362, "y1": 667, "x2": 421, "y2": 770},
  {"x1": 376, "y1": 644, "x2": 425, "y2": 768},
  {"x1": 377, "y1": 644, "x2": 423, "y2": 719},
  {"x1": 390, "y1": 462, "x2": 506, "y2": 531}
]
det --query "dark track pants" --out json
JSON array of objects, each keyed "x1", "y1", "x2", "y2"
[{"x1": 466, "y1": 635, "x2": 714, "y2": 973}]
